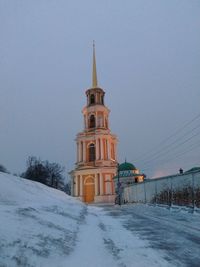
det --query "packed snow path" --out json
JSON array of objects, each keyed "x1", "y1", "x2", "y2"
[
  {"x1": 67, "y1": 204, "x2": 200, "y2": 267},
  {"x1": 67, "y1": 205, "x2": 172, "y2": 267}
]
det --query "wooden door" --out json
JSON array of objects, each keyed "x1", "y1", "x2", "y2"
[{"x1": 84, "y1": 177, "x2": 95, "y2": 203}]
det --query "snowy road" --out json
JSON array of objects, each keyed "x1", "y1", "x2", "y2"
[
  {"x1": 99, "y1": 204, "x2": 200, "y2": 267},
  {"x1": 67, "y1": 204, "x2": 200, "y2": 267},
  {"x1": 1, "y1": 174, "x2": 200, "y2": 267}
]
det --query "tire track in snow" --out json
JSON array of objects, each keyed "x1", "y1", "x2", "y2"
[
  {"x1": 67, "y1": 205, "x2": 174, "y2": 267},
  {"x1": 96, "y1": 206, "x2": 173, "y2": 267},
  {"x1": 66, "y1": 206, "x2": 118, "y2": 267},
  {"x1": 98, "y1": 221, "x2": 126, "y2": 266},
  {"x1": 104, "y1": 205, "x2": 200, "y2": 267}
]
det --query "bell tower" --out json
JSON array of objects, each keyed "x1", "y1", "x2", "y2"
[{"x1": 71, "y1": 44, "x2": 118, "y2": 203}]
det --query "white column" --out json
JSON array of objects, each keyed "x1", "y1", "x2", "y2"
[
  {"x1": 101, "y1": 138, "x2": 104, "y2": 160},
  {"x1": 78, "y1": 142, "x2": 81, "y2": 162},
  {"x1": 75, "y1": 176, "x2": 78, "y2": 197},
  {"x1": 86, "y1": 115, "x2": 88, "y2": 129},
  {"x1": 100, "y1": 173, "x2": 104, "y2": 196},
  {"x1": 80, "y1": 175, "x2": 83, "y2": 196},
  {"x1": 84, "y1": 115, "x2": 86, "y2": 130},
  {"x1": 71, "y1": 176, "x2": 75, "y2": 196},
  {"x1": 104, "y1": 114, "x2": 106, "y2": 128},
  {"x1": 111, "y1": 174, "x2": 114, "y2": 194},
  {"x1": 83, "y1": 141, "x2": 86, "y2": 162},
  {"x1": 107, "y1": 139, "x2": 111, "y2": 160},
  {"x1": 95, "y1": 174, "x2": 98, "y2": 196},
  {"x1": 96, "y1": 139, "x2": 99, "y2": 160},
  {"x1": 99, "y1": 139, "x2": 101, "y2": 159},
  {"x1": 96, "y1": 111, "x2": 98, "y2": 127},
  {"x1": 77, "y1": 142, "x2": 79, "y2": 162},
  {"x1": 114, "y1": 142, "x2": 117, "y2": 161},
  {"x1": 105, "y1": 139, "x2": 108, "y2": 160},
  {"x1": 81, "y1": 142, "x2": 83, "y2": 162}
]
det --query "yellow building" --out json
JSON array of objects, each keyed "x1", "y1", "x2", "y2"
[{"x1": 70, "y1": 45, "x2": 118, "y2": 203}]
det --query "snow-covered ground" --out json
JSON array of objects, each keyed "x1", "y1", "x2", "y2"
[
  {"x1": 0, "y1": 172, "x2": 200, "y2": 267},
  {"x1": 103, "y1": 204, "x2": 200, "y2": 267},
  {"x1": 0, "y1": 172, "x2": 85, "y2": 267}
]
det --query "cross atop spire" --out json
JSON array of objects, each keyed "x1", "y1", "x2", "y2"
[{"x1": 92, "y1": 41, "x2": 98, "y2": 88}]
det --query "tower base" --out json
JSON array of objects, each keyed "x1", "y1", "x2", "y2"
[
  {"x1": 73, "y1": 195, "x2": 116, "y2": 204},
  {"x1": 94, "y1": 194, "x2": 116, "y2": 203}
]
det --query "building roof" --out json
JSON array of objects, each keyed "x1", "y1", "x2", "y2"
[
  {"x1": 118, "y1": 162, "x2": 136, "y2": 171},
  {"x1": 185, "y1": 167, "x2": 200, "y2": 174}
]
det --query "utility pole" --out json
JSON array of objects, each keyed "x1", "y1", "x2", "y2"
[
  {"x1": 117, "y1": 163, "x2": 121, "y2": 206},
  {"x1": 192, "y1": 173, "x2": 196, "y2": 213}
]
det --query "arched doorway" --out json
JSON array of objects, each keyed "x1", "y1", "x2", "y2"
[{"x1": 84, "y1": 177, "x2": 95, "y2": 203}]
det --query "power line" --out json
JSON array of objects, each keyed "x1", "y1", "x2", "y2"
[
  {"x1": 136, "y1": 123, "x2": 200, "y2": 165},
  {"x1": 141, "y1": 130, "x2": 200, "y2": 167},
  {"x1": 133, "y1": 111, "x2": 200, "y2": 163},
  {"x1": 142, "y1": 139, "x2": 200, "y2": 172}
]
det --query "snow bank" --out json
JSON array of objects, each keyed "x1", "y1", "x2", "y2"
[{"x1": 0, "y1": 172, "x2": 85, "y2": 267}]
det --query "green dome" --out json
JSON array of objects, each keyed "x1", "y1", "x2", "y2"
[{"x1": 119, "y1": 162, "x2": 136, "y2": 171}]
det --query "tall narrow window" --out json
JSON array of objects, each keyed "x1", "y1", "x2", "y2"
[
  {"x1": 89, "y1": 144, "x2": 96, "y2": 162},
  {"x1": 101, "y1": 95, "x2": 104, "y2": 105},
  {"x1": 89, "y1": 115, "x2": 96, "y2": 128},
  {"x1": 90, "y1": 94, "x2": 95, "y2": 104}
]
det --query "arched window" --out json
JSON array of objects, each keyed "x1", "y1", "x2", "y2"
[
  {"x1": 90, "y1": 94, "x2": 95, "y2": 104},
  {"x1": 89, "y1": 115, "x2": 96, "y2": 128},
  {"x1": 89, "y1": 144, "x2": 96, "y2": 162},
  {"x1": 101, "y1": 95, "x2": 104, "y2": 105}
]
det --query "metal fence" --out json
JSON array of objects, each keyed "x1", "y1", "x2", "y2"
[{"x1": 123, "y1": 170, "x2": 200, "y2": 209}]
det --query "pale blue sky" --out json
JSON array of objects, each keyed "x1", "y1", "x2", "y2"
[{"x1": 0, "y1": 0, "x2": 200, "y2": 177}]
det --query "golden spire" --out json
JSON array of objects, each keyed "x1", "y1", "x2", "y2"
[{"x1": 92, "y1": 41, "x2": 98, "y2": 88}]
